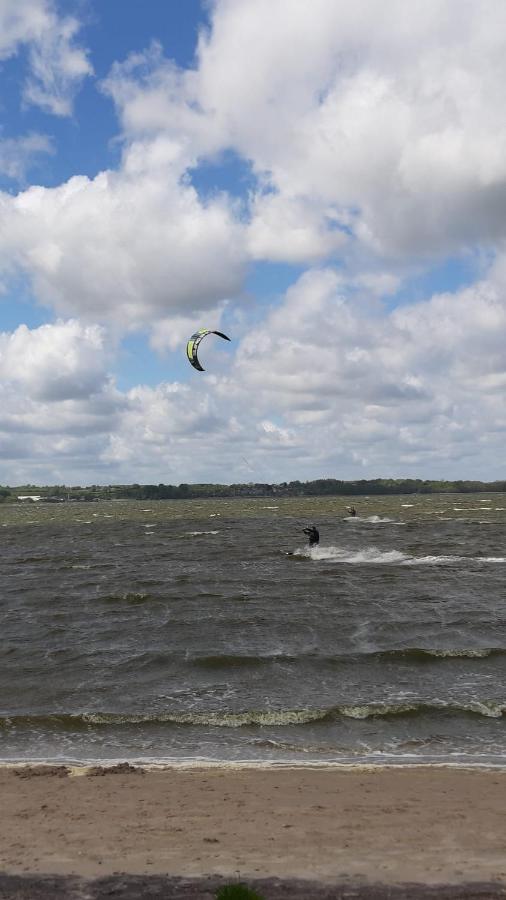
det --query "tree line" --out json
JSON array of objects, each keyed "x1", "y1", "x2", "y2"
[{"x1": 1, "y1": 477, "x2": 506, "y2": 502}]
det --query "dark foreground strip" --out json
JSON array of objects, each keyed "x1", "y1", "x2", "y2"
[{"x1": 0, "y1": 875, "x2": 505, "y2": 900}]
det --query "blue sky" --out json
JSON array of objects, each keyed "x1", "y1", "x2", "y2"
[{"x1": 0, "y1": 0, "x2": 505, "y2": 485}]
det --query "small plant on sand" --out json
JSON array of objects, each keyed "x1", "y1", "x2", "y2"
[{"x1": 215, "y1": 883, "x2": 265, "y2": 900}]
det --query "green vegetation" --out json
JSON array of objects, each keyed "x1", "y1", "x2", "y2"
[
  {"x1": 1, "y1": 477, "x2": 505, "y2": 502},
  {"x1": 215, "y1": 884, "x2": 265, "y2": 900}
]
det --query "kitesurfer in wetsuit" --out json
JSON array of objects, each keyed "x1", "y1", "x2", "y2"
[
  {"x1": 302, "y1": 525, "x2": 319, "y2": 546},
  {"x1": 346, "y1": 506, "x2": 357, "y2": 517}
]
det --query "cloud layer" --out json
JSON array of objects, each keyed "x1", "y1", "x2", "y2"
[
  {"x1": 1, "y1": 265, "x2": 505, "y2": 484},
  {"x1": 0, "y1": 0, "x2": 505, "y2": 483}
]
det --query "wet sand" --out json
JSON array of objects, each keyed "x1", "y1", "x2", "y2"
[{"x1": 0, "y1": 765, "x2": 505, "y2": 896}]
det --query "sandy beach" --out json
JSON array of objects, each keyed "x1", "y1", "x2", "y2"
[{"x1": 0, "y1": 764, "x2": 505, "y2": 897}]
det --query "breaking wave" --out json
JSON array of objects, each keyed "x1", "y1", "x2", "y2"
[{"x1": 3, "y1": 698, "x2": 506, "y2": 730}]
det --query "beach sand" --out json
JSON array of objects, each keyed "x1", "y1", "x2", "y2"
[{"x1": 0, "y1": 764, "x2": 505, "y2": 897}]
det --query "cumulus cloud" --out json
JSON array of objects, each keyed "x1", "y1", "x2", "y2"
[
  {"x1": 1, "y1": 0, "x2": 506, "y2": 483},
  {"x1": 4, "y1": 1, "x2": 506, "y2": 331},
  {"x1": 0, "y1": 319, "x2": 110, "y2": 401},
  {"x1": 3, "y1": 265, "x2": 503, "y2": 484},
  {"x1": 0, "y1": 319, "x2": 126, "y2": 482},
  {"x1": 103, "y1": 0, "x2": 506, "y2": 261},
  {"x1": 0, "y1": 0, "x2": 92, "y2": 116},
  {"x1": 0, "y1": 146, "x2": 246, "y2": 329},
  {"x1": 212, "y1": 266, "x2": 506, "y2": 478}
]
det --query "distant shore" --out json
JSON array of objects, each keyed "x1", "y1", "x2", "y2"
[
  {"x1": 1, "y1": 763, "x2": 505, "y2": 891},
  {"x1": 2, "y1": 477, "x2": 506, "y2": 504}
]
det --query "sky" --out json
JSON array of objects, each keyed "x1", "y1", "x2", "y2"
[{"x1": 0, "y1": 0, "x2": 505, "y2": 486}]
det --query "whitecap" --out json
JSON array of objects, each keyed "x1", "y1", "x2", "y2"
[
  {"x1": 345, "y1": 515, "x2": 399, "y2": 524},
  {"x1": 185, "y1": 530, "x2": 219, "y2": 536}
]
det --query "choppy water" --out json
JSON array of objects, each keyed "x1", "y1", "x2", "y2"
[{"x1": 1, "y1": 494, "x2": 506, "y2": 766}]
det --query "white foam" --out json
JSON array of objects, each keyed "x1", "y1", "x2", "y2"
[
  {"x1": 295, "y1": 545, "x2": 506, "y2": 566},
  {"x1": 305, "y1": 545, "x2": 410, "y2": 564},
  {"x1": 186, "y1": 530, "x2": 219, "y2": 536},
  {"x1": 344, "y1": 515, "x2": 395, "y2": 524},
  {"x1": 405, "y1": 555, "x2": 464, "y2": 565}
]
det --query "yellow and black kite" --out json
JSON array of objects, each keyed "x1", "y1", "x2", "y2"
[{"x1": 186, "y1": 328, "x2": 231, "y2": 372}]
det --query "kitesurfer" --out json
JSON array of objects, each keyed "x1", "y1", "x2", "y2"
[
  {"x1": 303, "y1": 525, "x2": 319, "y2": 546},
  {"x1": 346, "y1": 506, "x2": 357, "y2": 517}
]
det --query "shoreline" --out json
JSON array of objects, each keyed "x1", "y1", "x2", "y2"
[
  {"x1": 2, "y1": 758, "x2": 506, "y2": 772},
  {"x1": 1, "y1": 763, "x2": 505, "y2": 887}
]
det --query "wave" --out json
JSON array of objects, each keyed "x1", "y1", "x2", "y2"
[
  {"x1": 192, "y1": 654, "x2": 278, "y2": 669},
  {"x1": 291, "y1": 545, "x2": 506, "y2": 565},
  {"x1": 378, "y1": 647, "x2": 503, "y2": 660},
  {"x1": 98, "y1": 592, "x2": 153, "y2": 604},
  {"x1": 3, "y1": 698, "x2": 506, "y2": 730},
  {"x1": 187, "y1": 647, "x2": 505, "y2": 669}
]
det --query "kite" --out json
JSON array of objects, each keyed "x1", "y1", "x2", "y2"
[{"x1": 186, "y1": 328, "x2": 231, "y2": 372}]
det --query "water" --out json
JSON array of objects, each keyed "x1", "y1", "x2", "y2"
[{"x1": 1, "y1": 494, "x2": 506, "y2": 767}]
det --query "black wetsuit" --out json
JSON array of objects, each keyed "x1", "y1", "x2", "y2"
[
  {"x1": 303, "y1": 526, "x2": 319, "y2": 546},
  {"x1": 347, "y1": 507, "x2": 357, "y2": 517}
]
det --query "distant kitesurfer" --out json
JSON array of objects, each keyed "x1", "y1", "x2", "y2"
[
  {"x1": 346, "y1": 506, "x2": 357, "y2": 517},
  {"x1": 302, "y1": 525, "x2": 319, "y2": 546}
]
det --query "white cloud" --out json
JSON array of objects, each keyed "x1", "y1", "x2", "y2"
[
  {"x1": 0, "y1": 0, "x2": 92, "y2": 116},
  {"x1": 0, "y1": 132, "x2": 53, "y2": 182},
  {"x1": 247, "y1": 192, "x2": 346, "y2": 263},
  {"x1": 0, "y1": 319, "x2": 126, "y2": 482},
  {"x1": 2, "y1": 264, "x2": 504, "y2": 484},
  {"x1": 103, "y1": 0, "x2": 506, "y2": 261},
  {"x1": 1, "y1": 1, "x2": 506, "y2": 484},
  {"x1": 0, "y1": 150, "x2": 247, "y2": 329},
  {"x1": 0, "y1": 319, "x2": 110, "y2": 401}
]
